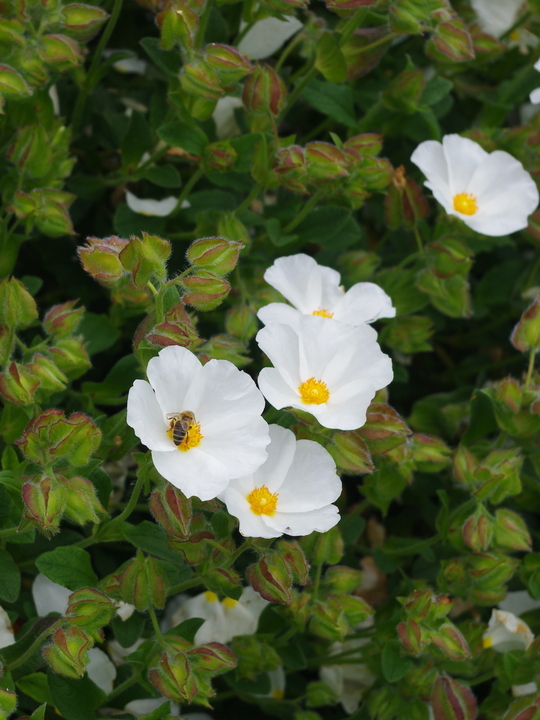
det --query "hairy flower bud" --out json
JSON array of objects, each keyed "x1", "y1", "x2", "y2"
[
  {"x1": 26, "y1": 354, "x2": 68, "y2": 394},
  {"x1": 22, "y1": 474, "x2": 67, "y2": 535},
  {"x1": 431, "y1": 675, "x2": 477, "y2": 720},
  {"x1": 119, "y1": 553, "x2": 168, "y2": 611},
  {"x1": 246, "y1": 553, "x2": 292, "y2": 604},
  {"x1": 66, "y1": 588, "x2": 117, "y2": 639},
  {"x1": 149, "y1": 650, "x2": 199, "y2": 702},
  {"x1": 274, "y1": 145, "x2": 309, "y2": 194},
  {"x1": 243, "y1": 65, "x2": 287, "y2": 117},
  {"x1": 61, "y1": 3, "x2": 109, "y2": 41},
  {"x1": 186, "y1": 236, "x2": 243, "y2": 275},
  {"x1": 78, "y1": 236, "x2": 129, "y2": 287},
  {"x1": 43, "y1": 301, "x2": 85, "y2": 339},
  {"x1": 42, "y1": 626, "x2": 92, "y2": 678},
  {"x1": 0, "y1": 277, "x2": 38, "y2": 329},
  {"x1": 150, "y1": 483, "x2": 192, "y2": 538},
  {"x1": 61, "y1": 475, "x2": 107, "y2": 526},
  {"x1": 0, "y1": 362, "x2": 40, "y2": 405},
  {"x1": 182, "y1": 271, "x2": 231, "y2": 310},
  {"x1": 205, "y1": 44, "x2": 253, "y2": 82}
]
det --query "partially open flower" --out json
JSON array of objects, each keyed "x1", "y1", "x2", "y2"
[
  {"x1": 258, "y1": 254, "x2": 395, "y2": 330},
  {"x1": 220, "y1": 424, "x2": 341, "y2": 538},
  {"x1": 171, "y1": 587, "x2": 268, "y2": 644},
  {"x1": 411, "y1": 134, "x2": 539, "y2": 236},
  {"x1": 257, "y1": 318, "x2": 393, "y2": 430},
  {"x1": 127, "y1": 346, "x2": 270, "y2": 500},
  {"x1": 237, "y1": 16, "x2": 303, "y2": 60},
  {"x1": 482, "y1": 609, "x2": 534, "y2": 652}
]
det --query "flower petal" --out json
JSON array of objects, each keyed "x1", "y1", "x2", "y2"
[
  {"x1": 252, "y1": 424, "x2": 297, "y2": 493},
  {"x1": 257, "y1": 367, "x2": 299, "y2": 411},
  {"x1": 126, "y1": 379, "x2": 173, "y2": 451},
  {"x1": 146, "y1": 346, "x2": 202, "y2": 418},
  {"x1": 442, "y1": 134, "x2": 488, "y2": 195},
  {"x1": 257, "y1": 303, "x2": 302, "y2": 330},
  {"x1": 151, "y1": 447, "x2": 229, "y2": 500},
  {"x1": 265, "y1": 505, "x2": 340, "y2": 536},
  {"x1": 125, "y1": 191, "x2": 177, "y2": 217},
  {"x1": 223, "y1": 487, "x2": 281, "y2": 538},
  {"x1": 333, "y1": 282, "x2": 396, "y2": 324},
  {"x1": 237, "y1": 16, "x2": 303, "y2": 60},
  {"x1": 213, "y1": 96, "x2": 243, "y2": 139},
  {"x1": 87, "y1": 648, "x2": 117, "y2": 694},
  {"x1": 256, "y1": 324, "x2": 302, "y2": 390},
  {"x1": 410, "y1": 140, "x2": 451, "y2": 203}
]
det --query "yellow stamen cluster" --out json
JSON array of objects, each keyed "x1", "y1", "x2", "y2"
[
  {"x1": 482, "y1": 636, "x2": 493, "y2": 649},
  {"x1": 222, "y1": 597, "x2": 238, "y2": 609},
  {"x1": 312, "y1": 308, "x2": 334, "y2": 318},
  {"x1": 247, "y1": 485, "x2": 279, "y2": 516},
  {"x1": 453, "y1": 193, "x2": 478, "y2": 216},
  {"x1": 204, "y1": 591, "x2": 219, "y2": 603},
  {"x1": 298, "y1": 377, "x2": 330, "y2": 405},
  {"x1": 177, "y1": 422, "x2": 204, "y2": 452}
]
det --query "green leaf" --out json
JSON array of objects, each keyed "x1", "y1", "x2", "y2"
[
  {"x1": 111, "y1": 611, "x2": 145, "y2": 649},
  {"x1": 140, "y1": 164, "x2": 182, "y2": 188},
  {"x1": 157, "y1": 121, "x2": 208, "y2": 156},
  {"x1": 121, "y1": 111, "x2": 153, "y2": 170},
  {"x1": 166, "y1": 617, "x2": 205, "y2": 643},
  {"x1": 139, "y1": 37, "x2": 180, "y2": 76},
  {"x1": 48, "y1": 672, "x2": 104, "y2": 720},
  {"x1": 295, "y1": 205, "x2": 352, "y2": 246},
  {"x1": 139, "y1": 701, "x2": 173, "y2": 720},
  {"x1": 381, "y1": 643, "x2": 412, "y2": 682},
  {"x1": 315, "y1": 33, "x2": 348, "y2": 84},
  {"x1": 16, "y1": 673, "x2": 53, "y2": 705},
  {"x1": 265, "y1": 218, "x2": 298, "y2": 247},
  {"x1": 78, "y1": 313, "x2": 121, "y2": 355},
  {"x1": 0, "y1": 550, "x2": 20, "y2": 602},
  {"x1": 35, "y1": 547, "x2": 97, "y2": 591},
  {"x1": 302, "y1": 79, "x2": 356, "y2": 127},
  {"x1": 421, "y1": 76, "x2": 453, "y2": 106},
  {"x1": 122, "y1": 520, "x2": 189, "y2": 566},
  {"x1": 113, "y1": 203, "x2": 167, "y2": 237}
]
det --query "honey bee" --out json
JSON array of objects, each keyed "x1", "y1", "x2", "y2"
[{"x1": 167, "y1": 411, "x2": 196, "y2": 447}]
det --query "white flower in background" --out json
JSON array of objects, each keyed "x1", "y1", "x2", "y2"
[
  {"x1": 482, "y1": 609, "x2": 534, "y2": 652},
  {"x1": 411, "y1": 134, "x2": 539, "y2": 236},
  {"x1": 103, "y1": 50, "x2": 148, "y2": 75},
  {"x1": 108, "y1": 638, "x2": 145, "y2": 665},
  {"x1": 237, "y1": 16, "x2": 303, "y2": 60},
  {"x1": 127, "y1": 346, "x2": 270, "y2": 500},
  {"x1": 531, "y1": 59, "x2": 540, "y2": 104},
  {"x1": 471, "y1": 0, "x2": 523, "y2": 38},
  {"x1": 258, "y1": 254, "x2": 395, "y2": 330},
  {"x1": 125, "y1": 191, "x2": 177, "y2": 217},
  {"x1": 124, "y1": 699, "x2": 180, "y2": 717},
  {"x1": 512, "y1": 682, "x2": 538, "y2": 697},
  {"x1": 213, "y1": 96, "x2": 244, "y2": 140},
  {"x1": 48, "y1": 85, "x2": 60, "y2": 115},
  {"x1": 220, "y1": 424, "x2": 341, "y2": 538},
  {"x1": 87, "y1": 648, "x2": 117, "y2": 694},
  {"x1": 254, "y1": 667, "x2": 286, "y2": 700},
  {"x1": 257, "y1": 318, "x2": 393, "y2": 431},
  {"x1": 32, "y1": 573, "x2": 71, "y2": 616},
  {"x1": 171, "y1": 587, "x2": 268, "y2": 644},
  {"x1": 0, "y1": 607, "x2": 14, "y2": 649},
  {"x1": 499, "y1": 590, "x2": 540, "y2": 616}
]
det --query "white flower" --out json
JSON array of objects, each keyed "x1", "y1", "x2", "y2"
[
  {"x1": 124, "y1": 699, "x2": 181, "y2": 717},
  {"x1": 127, "y1": 346, "x2": 270, "y2": 500},
  {"x1": 115, "y1": 600, "x2": 136, "y2": 621},
  {"x1": 32, "y1": 573, "x2": 71, "y2": 616},
  {"x1": 125, "y1": 191, "x2": 178, "y2": 217},
  {"x1": 0, "y1": 606, "x2": 14, "y2": 649},
  {"x1": 254, "y1": 667, "x2": 286, "y2": 699},
  {"x1": 471, "y1": 0, "x2": 523, "y2": 38},
  {"x1": 411, "y1": 134, "x2": 539, "y2": 236},
  {"x1": 512, "y1": 682, "x2": 538, "y2": 697},
  {"x1": 482, "y1": 609, "x2": 534, "y2": 652},
  {"x1": 258, "y1": 254, "x2": 395, "y2": 330},
  {"x1": 171, "y1": 587, "x2": 268, "y2": 644},
  {"x1": 237, "y1": 16, "x2": 303, "y2": 60},
  {"x1": 499, "y1": 590, "x2": 540, "y2": 616},
  {"x1": 531, "y1": 59, "x2": 540, "y2": 104},
  {"x1": 220, "y1": 424, "x2": 341, "y2": 538},
  {"x1": 87, "y1": 648, "x2": 117, "y2": 694},
  {"x1": 213, "y1": 96, "x2": 244, "y2": 140},
  {"x1": 108, "y1": 638, "x2": 145, "y2": 665},
  {"x1": 103, "y1": 50, "x2": 148, "y2": 75},
  {"x1": 257, "y1": 317, "x2": 393, "y2": 431},
  {"x1": 48, "y1": 85, "x2": 60, "y2": 116}
]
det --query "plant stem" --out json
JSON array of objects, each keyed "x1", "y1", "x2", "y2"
[
  {"x1": 283, "y1": 190, "x2": 323, "y2": 233},
  {"x1": 168, "y1": 576, "x2": 204, "y2": 596},
  {"x1": 0, "y1": 526, "x2": 22, "y2": 539},
  {"x1": 235, "y1": 183, "x2": 262, "y2": 215},
  {"x1": 338, "y1": 7, "x2": 369, "y2": 46},
  {"x1": 413, "y1": 224, "x2": 423, "y2": 253},
  {"x1": 7, "y1": 620, "x2": 61, "y2": 672},
  {"x1": 147, "y1": 598, "x2": 165, "y2": 644},
  {"x1": 275, "y1": 32, "x2": 304, "y2": 72},
  {"x1": 384, "y1": 534, "x2": 440, "y2": 556},
  {"x1": 172, "y1": 168, "x2": 204, "y2": 215},
  {"x1": 112, "y1": 470, "x2": 146, "y2": 525},
  {"x1": 106, "y1": 672, "x2": 141, "y2": 702},
  {"x1": 525, "y1": 347, "x2": 536, "y2": 390}
]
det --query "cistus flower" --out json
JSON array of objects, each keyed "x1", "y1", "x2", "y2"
[
  {"x1": 237, "y1": 16, "x2": 303, "y2": 60},
  {"x1": 171, "y1": 587, "x2": 268, "y2": 644},
  {"x1": 531, "y1": 59, "x2": 540, "y2": 104},
  {"x1": 411, "y1": 134, "x2": 539, "y2": 236},
  {"x1": 471, "y1": 0, "x2": 523, "y2": 38},
  {"x1": 220, "y1": 424, "x2": 341, "y2": 538},
  {"x1": 482, "y1": 609, "x2": 534, "y2": 652},
  {"x1": 257, "y1": 318, "x2": 393, "y2": 430},
  {"x1": 0, "y1": 606, "x2": 14, "y2": 649},
  {"x1": 257, "y1": 253, "x2": 395, "y2": 329},
  {"x1": 212, "y1": 96, "x2": 243, "y2": 139},
  {"x1": 126, "y1": 345, "x2": 270, "y2": 500},
  {"x1": 319, "y1": 632, "x2": 375, "y2": 713},
  {"x1": 125, "y1": 191, "x2": 178, "y2": 217}
]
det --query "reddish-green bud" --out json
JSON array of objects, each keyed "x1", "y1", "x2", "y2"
[
  {"x1": 389, "y1": 3, "x2": 424, "y2": 34},
  {"x1": 431, "y1": 675, "x2": 477, "y2": 720},
  {"x1": 385, "y1": 164, "x2": 429, "y2": 229},
  {"x1": 205, "y1": 44, "x2": 253, "y2": 82},
  {"x1": 225, "y1": 305, "x2": 258, "y2": 342},
  {"x1": 305, "y1": 142, "x2": 349, "y2": 180},
  {"x1": 17, "y1": 409, "x2": 101, "y2": 465},
  {"x1": 145, "y1": 300, "x2": 201, "y2": 350},
  {"x1": 62, "y1": 475, "x2": 107, "y2": 526},
  {"x1": 462, "y1": 506, "x2": 493, "y2": 552},
  {"x1": 426, "y1": 19, "x2": 475, "y2": 63},
  {"x1": 301, "y1": 525, "x2": 344, "y2": 566},
  {"x1": 157, "y1": 5, "x2": 199, "y2": 50},
  {"x1": 0, "y1": 277, "x2": 38, "y2": 329},
  {"x1": 452, "y1": 445, "x2": 477, "y2": 487},
  {"x1": 495, "y1": 377, "x2": 522, "y2": 413},
  {"x1": 310, "y1": 597, "x2": 349, "y2": 640},
  {"x1": 382, "y1": 68, "x2": 425, "y2": 114},
  {"x1": 182, "y1": 271, "x2": 231, "y2": 310},
  {"x1": 503, "y1": 696, "x2": 540, "y2": 720},
  {"x1": 474, "y1": 449, "x2": 523, "y2": 504},
  {"x1": 187, "y1": 642, "x2": 237, "y2": 674},
  {"x1": 149, "y1": 651, "x2": 198, "y2": 702},
  {"x1": 186, "y1": 236, "x2": 242, "y2": 276},
  {"x1": 493, "y1": 509, "x2": 532, "y2": 552},
  {"x1": 247, "y1": 553, "x2": 292, "y2": 604},
  {"x1": 274, "y1": 145, "x2": 309, "y2": 194},
  {"x1": 343, "y1": 133, "x2": 383, "y2": 156},
  {"x1": 357, "y1": 403, "x2": 411, "y2": 455},
  {"x1": 0, "y1": 63, "x2": 31, "y2": 96},
  {"x1": 324, "y1": 566, "x2": 363, "y2": 594},
  {"x1": 0, "y1": 362, "x2": 40, "y2": 405},
  {"x1": 78, "y1": 236, "x2": 129, "y2": 287},
  {"x1": 397, "y1": 619, "x2": 425, "y2": 654},
  {"x1": 22, "y1": 474, "x2": 67, "y2": 535},
  {"x1": 243, "y1": 65, "x2": 287, "y2": 117},
  {"x1": 327, "y1": 429, "x2": 374, "y2": 474},
  {"x1": 401, "y1": 589, "x2": 433, "y2": 620},
  {"x1": 0, "y1": 687, "x2": 17, "y2": 717},
  {"x1": 216, "y1": 212, "x2": 250, "y2": 247},
  {"x1": 66, "y1": 588, "x2": 117, "y2": 639},
  {"x1": 119, "y1": 233, "x2": 171, "y2": 288},
  {"x1": 43, "y1": 301, "x2": 84, "y2": 339},
  {"x1": 325, "y1": 0, "x2": 375, "y2": 17},
  {"x1": 119, "y1": 553, "x2": 168, "y2": 611},
  {"x1": 468, "y1": 552, "x2": 518, "y2": 586},
  {"x1": 339, "y1": 593, "x2": 373, "y2": 626},
  {"x1": 202, "y1": 141, "x2": 238, "y2": 172},
  {"x1": 26, "y1": 353, "x2": 68, "y2": 394},
  {"x1": 342, "y1": 27, "x2": 391, "y2": 80},
  {"x1": 150, "y1": 483, "x2": 192, "y2": 538},
  {"x1": 180, "y1": 61, "x2": 224, "y2": 100},
  {"x1": 431, "y1": 623, "x2": 471, "y2": 660},
  {"x1": 46, "y1": 337, "x2": 91, "y2": 379},
  {"x1": 511, "y1": 296, "x2": 540, "y2": 352},
  {"x1": 43, "y1": 626, "x2": 92, "y2": 678},
  {"x1": 61, "y1": 4, "x2": 109, "y2": 41},
  {"x1": 38, "y1": 34, "x2": 83, "y2": 69},
  {"x1": 411, "y1": 433, "x2": 451, "y2": 472},
  {"x1": 276, "y1": 540, "x2": 310, "y2": 585}
]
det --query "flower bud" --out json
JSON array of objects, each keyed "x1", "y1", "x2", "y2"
[
  {"x1": 431, "y1": 623, "x2": 471, "y2": 660},
  {"x1": 503, "y1": 695, "x2": 540, "y2": 720},
  {"x1": 385, "y1": 165, "x2": 429, "y2": 229},
  {"x1": 187, "y1": 642, "x2": 236, "y2": 674},
  {"x1": 150, "y1": 483, "x2": 192, "y2": 538},
  {"x1": 431, "y1": 675, "x2": 477, "y2": 720},
  {"x1": 276, "y1": 540, "x2": 310, "y2": 585},
  {"x1": 468, "y1": 552, "x2": 518, "y2": 587},
  {"x1": 325, "y1": 0, "x2": 375, "y2": 17},
  {"x1": 0, "y1": 277, "x2": 38, "y2": 329},
  {"x1": 61, "y1": 3, "x2": 109, "y2": 41},
  {"x1": 22, "y1": 474, "x2": 67, "y2": 535},
  {"x1": 182, "y1": 271, "x2": 231, "y2": 310},
  {"x1": 274, "y1": 145, "x2": 309, "y2": 194},
  {"x1": 186, "y1": 236, "x2": 242, "y2": 276},
  {"x1": 357, "y1": 403, "x2": 411, "y2": 455},
  {"x1": 493, "y1": 509, "x2": 532, "y2": 552},
  {"x1": 119, "y1": 233, "x2": 172, "y2": 288},
  {"x1": 78, "y1": 236, "x2": 129, "y2": 287},
  {"x1": 202, "y1": 141, "x2": 238, "y2": 172},
  {"x1": 0, "y1": 687, "x2": 17, "y2": 717},
  {"x1": 243, "y1": 65, "x2": 287, "y2": 117},
  {"x1": 17, "y1": 410, "x2": 101, "y2": 466},
  {"x1": 401, "y1": 589, "x2": 433, "y2": 620},
  {"x1": 452, "y1": 444, "x2": 477, "y2": 487},
  {"x1": 119, "y1": 553, "x2": 168, "y2": 611},
  {"x1": 47, "y1": 337, "x2": 91, "y2": 379},
  {"x1": 205, "y1": 44, "x2": 253, "y2": 82},
  {"x1": 327, "y1": 430, "x2": 375, "y2": 474},
  {"x1": 43, "y1": 301, "x2": 85, "y2": 339},
  {"x1": 324, "y1": 566, "x2": 363, "y2": 594},
  {"x1": 246, "y1": 553, "x2": 292, "y2": 604},
  {"x1": 0, "y1": 63, "x2": 31, "y2": 99},
  {"x1": 382, "y1": 67, "x2": 425, "y2": 114},
  {"x1": 180, "y1": 61, "x2": 224, "y2": 100},
  {"x1": 38, "y1": 34, "x2": 83, "y2": 69},
  {"x1": 216, "y1": 212, "x2": 250, "y2": 248},
  {"x1": 225, "y1": 305, "x2": 258, "y2": 342},
  {"x1": 196, "y1": 334, "x2": 250, "y2": 366},
  {"x1": 157, "y1": 5, "x2": 199, "y2": 50},
  {"x1": 62, "y1": 475, "x2": 107, "y2": 526},
  {"x1": 426, "y1": 19, "x2": 475, "y2": 63},
  {"x1": 0, "y1": 362, "x2": 40, "y2": 405},
  {"x1": 397, "y1": 619, "x2": 425, "y2": 654},
  {"x1": 512, "y1": 296, "x2": 540, "y2": 353},
  {"x1": 301, "y1": 526, "x2": 344, "y2": 566},
  {"x1": 341, "y1": 27, "x2": 391, "y2": 80},
  {"x1": 149, "y1": 651, "x2": 199, "y2": 702},
  {"x1": 66, "y1": 588, "x2": 117, "y2": 639},
  {"x1": 310, "y1": 597, "x2": 349, "y2": 640},
  {"x1": 339, "y1": 594, "x2": 373, "y2": 626},
  {"x1": 305, "y1": 142, "x2": 348, "y2": 181},
  {"x1": 42, "y1": 626, "x2": 92, "y2": 678},
  {"x1": 389, "y1": 3, "x2": 424, "y2": 34},
  {"x1": 26, "y1": 354, "x2": 68, "y2": 394},
  {"x1": 462, "y1": 506, "x2": 493, "y2": 552}
]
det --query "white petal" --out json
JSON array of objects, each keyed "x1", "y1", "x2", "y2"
[
  {"x1": 125, "y1": 191, "x2": 177, "y2": 217},
  {"x1": 530, "y1": 87, "x2": 540, "y2": 105},
  {"x1": 222, "y1": 487, "x2": 281, "y2": 538},
  {"x1": 237, "y1": 16, "x2": 303, "y2": 60},
  {"x1": 257, "y1": 303, "x2": 302, "y2": 330},
  {"x1": 146, "y1": 346, "x2": 202, "y2": 418},
  {"x1": 0, "y1": 607, "x2": 14, "y2": 649},
  {"x1": 266, "y1": 505, "x2": 340, "y2": 536},
  {"x1": 113, "y1": 57, "x2": 147, "y2": 74},
  {"x1": 499, "y1": 590, "x2": 540, "y2": 616},
  {"x1": 126, "y1": 379, "x2": 173, "y2": 452},
  {"x1": 48, "y1": 85, "x2": 60, "y2": 116},
  {"x1": 442, "y1": 134, "x2": 488, "y2": 195},
  {"x1": 115, "y1": 601, "x2": 136, "y2": 621},
  {"x1": 87, "y1": 648, "x2": 117, "y2": 694},
  {"x1": 151, "y1": 447, "x2": 230, "y2": 501},
  {"x1": 125, "y1": 699, "x2": 177, "y2": 717},
  {"x1": 257, "y1": 367, "x2": 300, "y2": 411},
  {"x1": 256, "y1": 324, "x2": 302, "y2": 390},
  {"x1": 199, "y1": 416, "x2": 270, "y2": 479},
  {"x1": 483, "y1": 609, "x2": 534, "y2": 652},
  {"x1": 332, "y1": 282, "x2": 396, "y2": 324},
  {"x1": 410, "y1": 140, "x2": 451, "y2": 203},
  {"x1": 471, "y1": 0, "x2": 521, "y2": 37},
  {"x1": 252, "y1": 424, "x2": 297, "y2": 493},
  {"x1": 276, "y1": 438, "x2": 341, "y2": 511},
  {"x1": 32, "y1": 573, "x2": 71, "y2": 616},
  {"x1": 213, "y1": 96, "x2": 243, "y2": 140}
]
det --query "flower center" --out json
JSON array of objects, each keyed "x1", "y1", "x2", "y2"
[
  {"x1": 247, "y1": 485, "x2": 279, "y2": 516},
  {"x1": 483, "y1": 636, "x2": 493, "y2": 649},
  {"x1": 312, "y1": 308, "x2": 334, "y2": 318},
  {"x1": 298, "y1": 377, "x2": 330, "y2": 405},
  {"x1": 204, "y1": 591, "x2": 219, "y2": 603},
  {"x1": 168, "y1": 421, "x2": 204, "y2": 452},
  {"x1": 453, "y1": 193, "x2": 478, "y2": 216},
  {"x1": 222, "y1": 597, "x2": 238, "y2": 609}
]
